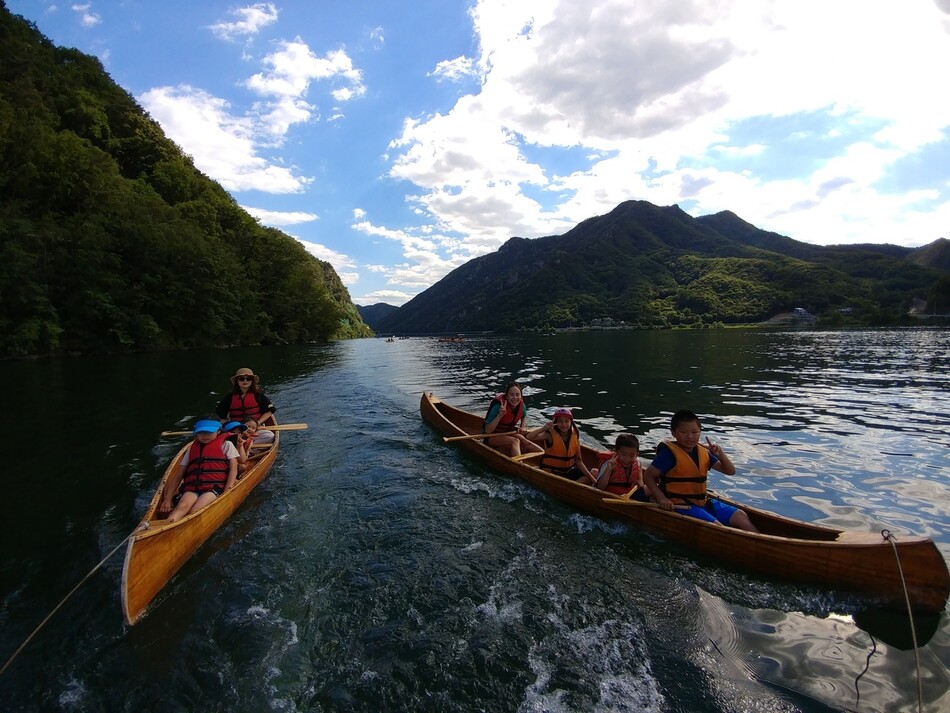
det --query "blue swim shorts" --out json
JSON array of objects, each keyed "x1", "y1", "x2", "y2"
[{"x1": 679, "y1": 498, "x2": 738, "y2": 525}]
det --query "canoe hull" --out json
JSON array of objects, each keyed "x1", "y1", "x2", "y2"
[
  {"x1": 421, "y1": 392, "x2": 949, "y2": 614},
  {"x1": 121, "y1": 433, "x2": 280, "y2": 625}
]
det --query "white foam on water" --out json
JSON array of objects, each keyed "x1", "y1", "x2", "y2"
[
  {"x1": 566, "y1": 512, "x2": 629, "y2": 536},
  {"x1": 58, "y1": 677, "x2": 88, "y2": 710},
  {"x1": 520, "y1": 614, "x2": 664, "y2": 713}
]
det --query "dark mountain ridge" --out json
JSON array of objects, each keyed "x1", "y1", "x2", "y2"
[
  {"x1": 357, "y1": 303, "x2": 400, "y2": 330},
  {"x1": 378, "y1": 200, "x2": 948, "y2": 333}
]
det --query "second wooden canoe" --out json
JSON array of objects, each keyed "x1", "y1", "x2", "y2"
[{"x1": 421, "y1": 392, "x2": 949, "y2": 614}]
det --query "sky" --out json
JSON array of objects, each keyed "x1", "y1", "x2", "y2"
[{"x1": 8, "y1": 0, "x2": 950, "y2": 306}]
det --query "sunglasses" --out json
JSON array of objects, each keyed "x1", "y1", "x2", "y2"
[{"x1": 237, "y1": 375, "x2": 254, "y2": 382}]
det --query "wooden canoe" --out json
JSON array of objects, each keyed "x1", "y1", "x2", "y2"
[
  {"x1": 421, "y1": 392, "x2": 950, "y2": 614},
  {"x1": 121, "y1": 430, "x2": 280, "y2": 624}
]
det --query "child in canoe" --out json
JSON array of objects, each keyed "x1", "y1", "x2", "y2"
[
  {"x1": 160, "y1": 419, "x2": 239, "y2": 522},
  {"x1": 242, "y1": 417, "x2": 275, "y2": 445},
  {"x1": 222, "y1": 420, "x2": 251, "y2": 475},
  {"x1": 526, "y1": 408, "x2": 594, "y2": 482},
  {"x1": 483, "y1": 381, "x2": 545, "y2": 457},
  {"x1": 592, "y1": 433, "x2": 648, "y2": 499},
  {"x1": 642, "y1": 409, "x2": 758, "y2": 531}
]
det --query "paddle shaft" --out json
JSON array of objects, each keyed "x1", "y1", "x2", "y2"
[
  {"x1": 160, "y1": 423, "x2": 308, "y2": 437},
  {"x1": 443, "y1": 430, "x2": 518, "y2": 442},
  {"x1": 511, "y1": 451, "x2": 543, "y2": 462}
]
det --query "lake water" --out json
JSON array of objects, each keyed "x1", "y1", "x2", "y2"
[{"x1": 1, "y1": 329, "x2": 948, "y2": 712}]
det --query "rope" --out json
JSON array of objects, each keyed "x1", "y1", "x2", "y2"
[
  {"x1": 881, "y1": 529, "x2": 924, "y2": 713},
  {"x1": 853, "y1": 631, "x2": 876, "y2": 708},
  {"x1": 0, "y1": 527, "x2": 141, "y2": 676}
]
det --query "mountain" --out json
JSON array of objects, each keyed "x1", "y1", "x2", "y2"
[
  {"x1": 0, "y1": 4, "x2": 372, "y2": 358},
  {"x1": 377, "y1": 201, "x2": 948, "y2": 333},
  {"x1": 356, "y1": 303, "x2": 400, "y2": 331},
  {"x1": 907, "y1": 237, "x2": 950, "y2": 272}
]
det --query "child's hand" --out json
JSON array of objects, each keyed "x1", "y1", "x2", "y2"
[{"x1": 705, "y1": 437, "x2": 725, "y2": 459}]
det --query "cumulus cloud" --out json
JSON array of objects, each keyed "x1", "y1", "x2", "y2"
[
  {"x1": 429, "y1": 56, "x2": 478, "y2": 82},
  {"x1": 351, "y1": 211, "x2": 476, "y2": 293},
  {"x1": 139, "y1": 33, "x2": 366, "y2": 194},
  {"x1": 242, "y1": 206, "x2": 320, "y2": 226},
  {"x1": 382, "y1": 0, "x2": 950, "y2": 273},
  {"x1": 71, "y1": 2, "x2": 100, "y2": 27},
  {"x1": 291, "y1": 238, "x2": 359, "y2": 285},
  {"x1": 352, "y1": 289, "x2": 413, "y2": 307},
  {"x1": 139, "y1": 85, "x2": 311, "y2": 193},
  {"x1": 209, "y1": 3, "x2": 278, "y2": 41},
  {"x1": 247, "y1": 41, "x2": 365, "y2": 103}
]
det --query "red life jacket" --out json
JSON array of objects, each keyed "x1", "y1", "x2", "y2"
[
  {"x1": 596, "y1": 452, "x2": 642, "y2": 494},
  {"x1": 228, "y1": 391, "x2": 263, "y2": 421},
  {"x1": 182, "y1": 436, "x2": 231, "y2": 493},
  {"x1": 485, "y1": 394, "x2": 525, "y2": 433}
]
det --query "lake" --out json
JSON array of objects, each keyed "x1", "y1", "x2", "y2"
[{"x1": 1, "y1": 328, "x2": 948, "y2": 712}]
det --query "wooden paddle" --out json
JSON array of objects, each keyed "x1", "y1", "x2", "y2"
[
  {"x1": 442, "y1": 430, "x2": 517, "y2": 442},
  {"x1": 511, "y1": 451, "x2": 544, "y2": 462},
  {"x1": 160, "y1": 423, "x2": 309, "y2": 437}
]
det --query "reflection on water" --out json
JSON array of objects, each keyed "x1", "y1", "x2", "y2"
[{"x1": 1, "y1": 329, "x2": 948, "y2": 712}]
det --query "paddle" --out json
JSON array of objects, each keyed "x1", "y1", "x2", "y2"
[
  {"x1": 442, "y1": 430, "x2": 517, "y2": 442},
  {"x1": 160, "y1": 423, "x2": 309, "y2": 437},
  {"x1": 511, "y1": 451, "x2": 543, "y2": 462}
]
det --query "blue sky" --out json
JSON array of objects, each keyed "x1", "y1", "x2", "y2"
[{"x1": 9, "y1": 1, "x2": 950, "y2": 305}]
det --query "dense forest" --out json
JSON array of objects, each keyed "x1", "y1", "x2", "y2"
[
  {"x1": 377, "y1": 202, "x2": 950, "y2": 334},
  {"x1": 0, "y1": 3, "x2": 372, "y2": 358}
]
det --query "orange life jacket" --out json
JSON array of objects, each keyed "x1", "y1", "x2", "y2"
[
  {"x1": 540, "y1": 425, "x2": 580, "y2": 476},
  {"x1": 658, "y1": 440, "x2": 710, "y2": 506}
]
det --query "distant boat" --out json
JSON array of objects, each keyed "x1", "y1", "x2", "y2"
[
  {"x1": 121, "y1": 431, "x2": 280, "y2": 624},
  {"x1": 421, "y1": 392, "x2": 949, "y2": 614}
]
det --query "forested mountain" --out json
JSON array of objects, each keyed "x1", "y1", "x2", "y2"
[
  {"x1": 377, "y1": 201, "x2": 949, "y2": 334},
  {"x1": 0, "y1": 3, "x2": 372, "y2": 358},
  {"x1": 356, "y1": 303, "x2": 400, "y2": 330}
]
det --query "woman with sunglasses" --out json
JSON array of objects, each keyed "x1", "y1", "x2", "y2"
[{"x1": 215, "y1": 367, "x2": 277, "y2": 427}]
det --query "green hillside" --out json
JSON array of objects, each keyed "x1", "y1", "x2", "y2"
[
  {"x1": 378, "y1": 201, "x2": 948, "y2": 333},
  {"x1": 0, "y1": 3, "x2": 371, "y2": 358}
]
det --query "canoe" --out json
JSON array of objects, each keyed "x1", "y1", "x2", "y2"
[
  {"x1": 121, "y1": 431, "x2": 280, "y2": 624},
  {"x1": 421, "y1": 392, "x2": 950, "y2": 614}
]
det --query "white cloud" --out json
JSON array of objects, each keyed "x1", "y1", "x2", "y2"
[
  {"x1": 383, "y1": 0, "x2": 950, "y2": 259},
  {"x1": 291, "y1": 239, "x2": 360, "y2": 285},
  {"x1": 242, "y1": 206, "x2": 319, "y2": 226},
  {"x1": 139, "y1": 85, "x2": 311, "y2": 193},
  {"x1": 351, "y1": 214, "x2": 474, "y2": 291},
  {"x1": 247, "y1": 41, "x2": 365, "y2": 102},
  {"x1": 209, "y1": 3, "x2": 278, "y2": 42},
  {"x1": 71, "y1": 2, "x2": 100, "y2": 27},
  {"x1": 353, "y1": 290, "x2": 413, "y2": 307},
  {"x1": 429, "y1": 56, "x2": 478, "y2": 82}
]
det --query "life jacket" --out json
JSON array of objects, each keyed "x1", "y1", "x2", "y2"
[
  {"x1": 228, "y1": 391, "x2": 263, "y2": 421},
  {"x1": 484, "y1": 394, "x2": 525, "y2": 433},
  {"x1": 596, "y1": 451, "x2": 642, "y2": 495},
  {"x1": 182, "y1": 435, "x2": 231, "y2": 493},
  {"x1": 540, "y1": 425, "x2": 580, "y2": 476},
  {"x1": 658, "y1": 440, "x2": 710, "y2": 506}
]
